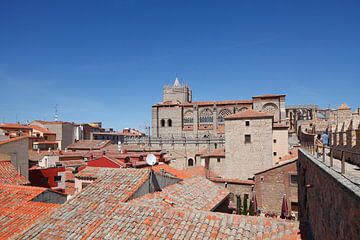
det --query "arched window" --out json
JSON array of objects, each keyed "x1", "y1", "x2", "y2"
[
  {"x1": 217, "y1": 108, "x2": 232, "y2": 123},
  {"x1": 183, "y1": 110, "x2": 193, "y2": 124},
  {"x1": 160, "y1": 119, "x2": 165, "y2": 127},
  {"x1": 168, "y1": 119, "x2": 172, "y2": 127},
  {"x1": 199, "y1": 108, "x2": 213, "y2": 123},
  {"x1": 188, "y1": 158, "x2": 194, "y2": 167},
  {"x1": 262, "y1": 103, "x2": 278, "y2": 115},
  {"x1": 235, "y1": 107, "x2": 248, "y2": 113}
]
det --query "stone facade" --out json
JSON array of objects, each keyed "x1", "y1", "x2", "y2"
[
  {"x1": 224, "y1": 114, "x2": 273, "y2": 180},
  {"x1": 152, "y1": 78, "x2": 286, "y2": 139},
  {"x1": 31, "y1": 121, "x2": 76, "y2": 149},
  {"x1": 254, "y1": 160, "x2": 298, "y2": 215},
  {"x1": 0, "y1": 137, "x2": 29, "y2": 178},
  {"x1": 273, "y1": 126, "x2": 289, "y2": 164}
]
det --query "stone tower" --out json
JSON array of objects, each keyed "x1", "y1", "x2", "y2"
[{"x1": 163, "y1": 77, "x2": 192, "y2": 103}]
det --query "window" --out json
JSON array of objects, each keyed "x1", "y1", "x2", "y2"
[
  {"x1": 289, "y1": 174, "x2": 298, "y2": 185},
  {"x1": 291, "y1": 202, "x2": 298, "y2": 212},
  {"x1": 217, "y1": 158, "x2": 221, "y2": 163},
  {"x1": 245, "y1": 121, "x2": 250, "y2": 126},
  {"x1": 188, "y1": 158, "x2": 194, "y2": 166},
  {"x1": 54, "y1": 176, "x2": 62, "y2": 182},
  {"x1": 273, "y1": 139, "x2": 277, "y2": 143},
  {"x1": 245, "y1": 134, "x2": 251, "y2": 143},
  {"x1": 260, "y1": 176, "x2": 264, "y2": 182},
  {"x1": 199, "y1": 108, "x2": 213, "y2": 123},
  {"x1": 160, "y1": 119, "x2": 165, "y2": 127},
  {"x1": 273, "y1": 152, "x2": 277, "y2": 156},
  {"x1": 167, "y1": 119, "x2": 172, "y2": 127}
]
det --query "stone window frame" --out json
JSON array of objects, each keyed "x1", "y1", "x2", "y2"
[
  {"x1": 183, "y1": 110, "x2": 194, "y2": 124},
  {"x1": 160, "y1": 119, "x2": 165, "y2": 127},
  {"x1": 217, "y1": 108, "x2": 232, "y2": 123},
  {"x1": 288, "y1": 172, "x2": 298, "y2": 186},
  {"x1": 199, "y1": 108, "x2": 213, "y2": 123},
  {"x1": 245, "y1": 121, "x2": 250, "y2": 126}
]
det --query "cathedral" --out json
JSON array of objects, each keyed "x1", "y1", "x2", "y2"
[{"x1": 152, "y1": 77, "x2": 286, "y2": 139}]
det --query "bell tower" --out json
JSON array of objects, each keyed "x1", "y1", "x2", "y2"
[{"x1": 163, "y1": 77, "x2": 192, "y2": 103}]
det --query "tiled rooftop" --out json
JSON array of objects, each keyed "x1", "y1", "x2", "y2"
[
  {"x1": 67, "y1": 140, "x2": 111, "y2": 150},
  {"x1": 0, "y1": 161, "x2": 29, "y2": 185},
  {"x1": 225, "y1": 109, "x2": 273, "y2": 120},
  {"x1": 29, "y1": 125, "x2": 55, "y2": 134},
  {"x1": 0, "y1": 184, "x2": 59, "y2": 239},
  {"x1": 152, "y1": 164, "x2": 209, "y2": 179},
  {"x1": 74, "y1": 167, "x2": 150, "y2": 205},
  {"x1": 16, "y1": 167, "x2": 300, "y2": 239},
  {"x1": 130, "y1": 176, "x2": 230, "y2": 211},
  {"x1": 19, "y1": 201, "x2": 299, "y2": 239}
]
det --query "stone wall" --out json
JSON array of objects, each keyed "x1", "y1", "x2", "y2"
[
  {"x1": 298, "y1": 149, "x2": 360, "y2": 240},
  {"x1": 255, "y1": 160, "x2": 297, "y2": 215},
  {"x1": 224, "y1": 117, "x2": 273, "y2": 180},
  {"x1": 272, "y1": 128, "x2": 289, "y2": 163}
]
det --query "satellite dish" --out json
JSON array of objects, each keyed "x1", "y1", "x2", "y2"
[{"x1": 146, "y1": 154, "x2": 157, "y2": 166}]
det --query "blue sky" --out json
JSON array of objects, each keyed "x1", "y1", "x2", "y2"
[{"x1": 1, "y1": 0, "x2": 359, "y2": 130}]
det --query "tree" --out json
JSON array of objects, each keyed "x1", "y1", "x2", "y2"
[{"x1": 242, "y1": 194, "x2": 248, "y2": 215}]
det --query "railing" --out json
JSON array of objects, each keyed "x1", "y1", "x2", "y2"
[{"x1": 302, "y1": 142, "x2": 360, "y2": 177}]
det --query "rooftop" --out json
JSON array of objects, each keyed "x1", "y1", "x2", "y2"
[
  {"x1": 0, "y1": 123, "x2": 32, "y2": 130},
  {"x1": 225, "y1": 109, "x2": 273, "y2": 120},
  {"x1": 29, "y1": 125, "x2": 55, "y2": 134},
  {"x1": 18, "y1": 168, "x2": 299, "y2": 239},
  {"x1": 0, "y1": 136, "x2": 28, "y2": 146},
  {"x1": 0, "y1": 184, "x2": 59, "y2": 239},
  {"x1": 67, "y1": 140, "x2": 111, "y2": 150},
  {"x1": 130, "y1": 176, "x2": 230, "y2": 211},
  {"x1": 0, "y1": 161, "x2": 29, "y2": 185}
]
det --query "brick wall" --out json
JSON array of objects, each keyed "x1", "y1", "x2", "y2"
[
  {"x1": 255, "y1": 160, "x2": 297, "y2": 215},
  {"x1": 298, "y1": 149, "x2": 360, "y2": 240}
]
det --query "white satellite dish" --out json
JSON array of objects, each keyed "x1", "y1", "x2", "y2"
[{"x1": 146, "y1": 154, "x2": 157, "y2": 166}]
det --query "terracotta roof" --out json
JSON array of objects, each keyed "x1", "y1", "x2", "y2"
[
  {"x1": 201, "y1": 148, "x2": 225, "y2": 158},
  {"x1": 19, "y1": 199, "x2": 299, "y2": 239},
  {"x1": 60, "y1": 160, "x2": 86, "y2": 167},
  {"x1": 277, "y1": 148, "x2": 299, "y2": 163},
  {"x1": 225, "y1": 109, "x2": 273, "y2": 120},
  {"x1": 29, "y1": 125, "x2": 55, "y2": 134},
  {"x1": 0, "y1": 136, "x2": 28, "y2": 146},
  {"x1": 338, "y1": 103, "x2": 351, "y2": 110},
  {"x1": 130, "y1": 176, "x2": 230, "y2": 211},
  {"x1": 67, "y1": 140, "x2": 111, "y2": 150},
  {"x1": 252, "y1": 94, "x2": 286, "y2": 98},
  {"x1": 209, "y1": 177, "x2": 255, "y2": 185},
  {"x1": 0, "y1": 184, "x2": 59, "y2": 239},
  {"x1": 154, "y1": 100, "x2": 253, "y2": 107},
  {"x1": 0, "y1": 123, "x2": 32, "y2": 130},
  {"x1": 18, "y1": 167, "x2": 299, "y2": 239},
  {"x1": 0, "y1": 161, "x2": 29, "y2": 185},
  {"x1": 152, "y1": 164, "x2": 209, "y2": 179},
  {"x1": 255, "y1": 158, "x2": 297, "y2": 175}
]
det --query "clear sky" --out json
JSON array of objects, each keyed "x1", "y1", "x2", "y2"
[{"x1": 1, "y1": 0, "x2": 359, "y2": 130}]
